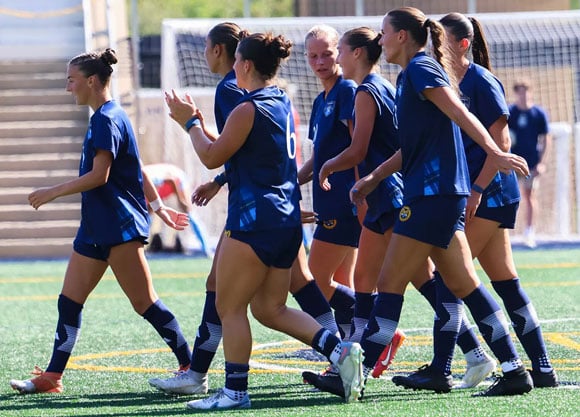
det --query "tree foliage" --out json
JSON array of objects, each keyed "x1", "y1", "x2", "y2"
[{"x1": 129, "y1": 0, "x2": 294, "y2": 35}]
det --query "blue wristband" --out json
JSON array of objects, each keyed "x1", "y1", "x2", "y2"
[
  {"x1": 185, "y1": 116, "x2": 200, "y2": 132},
  {"x1": 471, "y1": 183, "x2": 485, "y2": 194},
  {"x1": 214, "y1": 173, "x2": 227, "y2": 187}
]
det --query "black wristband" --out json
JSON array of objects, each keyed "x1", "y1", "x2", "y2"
[
  {"x1": 185, "y1": 115, "x2": 200, "y2": 132},
  {"x1": 471, "y1": 183, "x2": 485, "y2": 194}
]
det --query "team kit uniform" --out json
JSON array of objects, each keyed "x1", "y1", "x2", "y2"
[
  {"x1": 309, "y1": 75, "x2": 361, "y2": 247},
  {"x1": 347, "y1": 72, "x2": 402, "y2": 344},
  {"x1": 359, "y1": 52, "x2": 526, "y2": 389},
  {"x1": 355, "y1": 73, "x2": 403, "y2": 235},
  {"x1": 392, "y1": 52, "x2": 470, "y2": 248},
  {"x1": 460, "y1": 62, "x2": 556, "y2": 386},
  {"x1": 226, "y1": 85, "x2": 303, "y2": 267},
  {"x1": 75, "y1": 100, "x2": 149, "y2": 260},
  {"x1": 460, "y1": 63, "x2": 519, "y2": 227}
]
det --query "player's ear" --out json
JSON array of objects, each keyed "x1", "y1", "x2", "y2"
[{"x1": 214, "y1": 43, "x2": 223, "y2": 58}]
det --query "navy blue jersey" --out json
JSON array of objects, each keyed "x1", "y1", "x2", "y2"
[
  {"x1": 308, "y1": 76, "x2": 357, "y2": 220},
  {"x1": 77, "y1": 100, "x2": 149, "y2": 245},
  {"x1": 225, "y1": 86, "x2": 301, "y2": 231},
  {"x1": 395, "y1": 52, "x2": 470, "y2": 202},
  {"x1": 215, "y1": 70, "x2": 245, "y2": 186},
  {"x1": 355, "y1": 73, "x2": 403, "y2": 222},
  {"x1": 460, "y1": 63, "x2": 519, "y2": 207},
  {"x1": 214, "y1": 70, "x2": 245, "y2": 133},
  {"x1": 508, "y1": 104, "x2": 549, "y2": 170}
]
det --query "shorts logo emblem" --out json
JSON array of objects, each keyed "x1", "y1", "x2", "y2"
[
  {"x1": 322, "y1": 219, "x2": 337, "y2": 229},
  {"x1": 399, "y1": 206, "x2": 411, "y2": 222}
]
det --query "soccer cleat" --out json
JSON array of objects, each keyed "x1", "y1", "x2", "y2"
[
  {"x1": 392, "y1": 364, "x2": 453, "y2": 393},
  {"x1": 302, "y1": 364, "x2": 338, "y2": 384},
  {"x1": 186, "y1": 388, "x2": 251, "y2": 410},
  {"x1": 472, "y1": 366, "x2": 533, "y2": 397},
  {"x1": 335, "y1": 341, "x2": 364, "y2": 403},
  {"x1": 529, "y1": 369, "x2": 559, "y2": 388},
  {"x1": 149, "y1": 369, "x2": 208, "y2": 395},
  {"x1": 371, "y1": 329, "x2": 406, "y2": 378},
  {"x1": 302, "y1": 370, "x2": 345, "y2": 399},
  {"x1": 457, "y1": 352, "x2": 497, "y2": 388},
  {"x1": 10, "y1": 366, "x2": 63, "y2": 394}
]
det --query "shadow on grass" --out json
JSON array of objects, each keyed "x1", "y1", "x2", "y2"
[{"x1": 0, "y1": 383, "x2": 358, "y2": 416}]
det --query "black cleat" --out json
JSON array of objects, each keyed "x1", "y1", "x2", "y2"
[
  {"x1": 392, "y1": 364, "x2": 453, "y2": 393},
  {"x1": 302, "y1": 370, "x2": 345, "y2": 399},
  {"x1": 529, "y1": 369, "x2": 559, "y2": 388},
  {"x1": 473, "y1": 366, "x2": 533, "y2": 397}
]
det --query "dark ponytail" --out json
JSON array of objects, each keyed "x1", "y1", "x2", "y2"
[{"x1": 440, "y1": 13, "x2": 492, "y2": 71}]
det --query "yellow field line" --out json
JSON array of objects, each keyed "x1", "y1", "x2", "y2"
[{"x1": 65, "y1": 334, "x2": 580, "y2": 375}]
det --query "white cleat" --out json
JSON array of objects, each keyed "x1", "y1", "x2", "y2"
[
  {"x1": 457, "y1": 354, "x2": 497, "y2": 388},
  {"x1": 336, "y1": 341, "x2": 364, "y2": 402},
  {"x1": 149, "y1": 370, "x2": 208, "y2": 395},
  {"x1": 186, "y1": 388, "x2": 251, "y2": 410}
]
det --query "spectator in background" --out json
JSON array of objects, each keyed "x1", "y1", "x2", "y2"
[
  {"x1": 508, "y1": 80, "x2": 550, "y2": 248},
  {"x1": 142, "y1": 163, "x2": 209, "y2": 255}
]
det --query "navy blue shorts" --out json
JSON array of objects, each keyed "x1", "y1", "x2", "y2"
[
  {"x1": 73, "y1": 237, "x2": 147, "y2": 261},
  {"x1": 363, "y1": 209, "x2": 398, "y2": 235},
  {"x1": 313, "y1": 216, "x2": 361, "y2": 248},
  {"x1": 393, "y1": 195, "x2": 466, "y2": 249},
  {"x1": 475, "y1": 202, "x2": 519, "y2": 229},
  {"x1": 228, "y1": 225, "x2": 302, "y2": 268}
]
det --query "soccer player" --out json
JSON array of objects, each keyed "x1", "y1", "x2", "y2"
[
  {"x1": 392, "y1": 12, "x2": 558, "y2": 392},
  {"x1": 148, "y1": 22, "x2": 248, "y2": 396},
  {"x1": 165, "y1": 32, "x2": 364, "y2": 410},
  {"x1": 302, "y1": 27, "x2": 406, "y2": 396},
  {"x1": 10, "y1": 48, "x2": 192, "y2": 394},
  {"x1": 349, "y1": 7, "x2": 533, "y2": 397},
  {"x1": 149, "y1": 23, "x2": 341, "y2": 398},
  {"x1": 297, "y1": 24, "x2": 360, "y2": 339},
  {"x1": 509, "y1": 79, "x2": 551, "y2": 248},
  {"x1": 303, "y1": 25, "x2": 494, "y2": 397}
]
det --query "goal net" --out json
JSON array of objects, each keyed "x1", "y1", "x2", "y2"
[{"x1": 160, "y1": 11, "x2": 580, "y2": 249}]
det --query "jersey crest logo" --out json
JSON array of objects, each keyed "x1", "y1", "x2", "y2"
[
  {"x1": 324, "y1": 101, "x2": 335, "y2": 117},
  {"x1": 322, "y1": 219, "x2": 337, "y2": 229},
  {"x1": 399, "y1": 206, "x2": 411, "y2": 222}
]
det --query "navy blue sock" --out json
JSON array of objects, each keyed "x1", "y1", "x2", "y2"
[
  {"x1": 462, "y1": 285, "x2": 519, "y2": 365},
  {"x1": 312, "y1": 328, "x2": 342, "y2": 359},
  {"x1": 421, "y1": 274, "x2": 480, "y2": 355},
  {"x1": 431, "y1": 273, "x2": 462, "y2": 374},
  {"x1": 191, "y1": 291, "x2": 222, "y2": 373},
  {"x1": 329, "y1": 284, "x2": 355, "y2": 339},
  {"x1": 492, "y1": 278, "x2": 552, "y2": 371},
  {"x1": 143, "y1": 299, "x2": 191, "y2": 368},
  {"x1": 225, "y1": 362, "x2": 249, "y2": 392},
  {"x1": 456, "y1": 314, "x2": 481, "y2": 354},
  {"x1": 46, "y1": 294, "x2": 83, "y2": 373},
  {"x1": 293, "y1": 281, "x2": 340, "y2": 336},
  {"x1": 418, "y1": 278, "x2": 437, "y2": 309},
  {"x1": 350, "y1": 292, "x2": 374, "y2": 343},
  {"x1": 360, "y1": 292, "x2": 403, "y2": 369}
]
